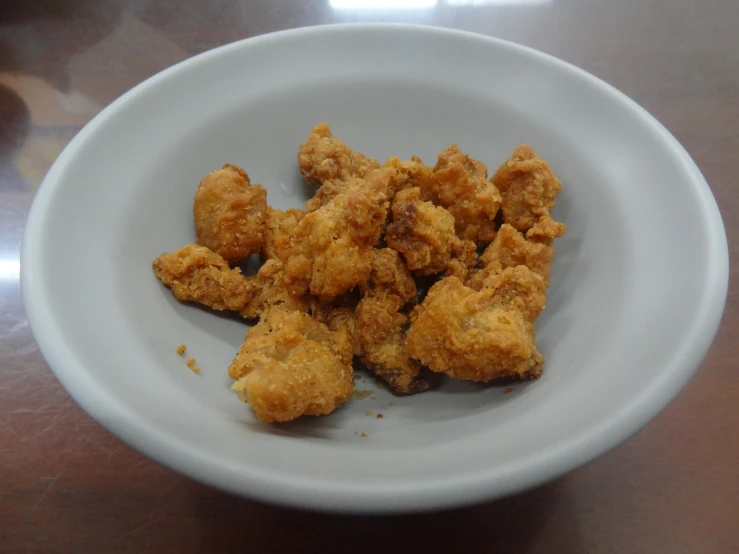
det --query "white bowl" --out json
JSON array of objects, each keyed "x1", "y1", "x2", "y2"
[{"x1": 22, "y1": 24, "x2": 728, "y2": 513}]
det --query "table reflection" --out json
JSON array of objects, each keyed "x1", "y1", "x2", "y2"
[
  {"x1": 329, "y1": 0, "x2": 551, "y2": 8},
  {"x1": 330, "y1": 0, "x2": 436, "y2": 8},
  {"x1": 446, "y1": 0, "x2": 550, "y2": 5},
  {"x1": 0, "y1": 258, "x2": 20, "y2": 280}
]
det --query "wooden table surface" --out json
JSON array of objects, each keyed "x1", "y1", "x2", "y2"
[{"x1": 1, "y1": 1, "x2": 737, "y2": 552}]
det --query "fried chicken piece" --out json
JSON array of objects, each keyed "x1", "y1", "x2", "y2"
[
  {"x1": 262, "y1": 207, "x2": 306, "y2": 261},
  {"x1": 469, "y1": 223, "x2": 559, "y2": 289},
  {"x1": 355, "y1": 249, "x2": 430, "y2": 395},
  {"x1": 313, "y1": 305, "x2": 362, "y2": 357},
  {"x1": 309, "y1": 290, "x2": 362, "y2": 355},
  {"x1": 428, "y1": 145, "x2": 502, "y2": 243},
  {"x1": 153, "y1": 245, "x2": 309, "y2": 320},
  {"x1": 405, "y1": 276, "x2": 543, "y2": 382},
  {"x1": 229, "y1": 308, "x2": 354, "y2": 422},
  {"x1": 525, "y1": 215, "x2": 567, "y2": 246},
  {"x1": 298, "y1": 122, "x2": 380, "y2": 186},
  {"x1": 445, "y1": 238, "x2": 479, "y2": 281},
  {"x1": 153, "y1": 244, "x2": 255, "y2": 312},
  {"x1": 385, "y1": 187, "x2": 458, "y2": 276},
  {"x1": 484, "y1": 265, "x2": 548, "y2": 381},
  {"x1": 492, "y1": 145, "x2": 562, "y2": 233},
  {"x1": 357, "y1": 293, "x2": 427, "y2": 394},
  {"x1": 309, "y1": 248, "x2": 419, "y2": 368},
  {"x1": 464, "y1": 269, "x2": 484, "y2": 291},
  {"x1": 383, "y1": 156, "x2": 433, "y2": 198},
  {"x1": 385, "y1": 187, "x2": 478, "y2": 280},
  {"x1": 241, "y1": 259, "x2": 309, "y2": 319},
  {"x1": 306, "y1": 152, "x2": 429, "y2": 213},
  {"x1": 193, "y1": 164, "x2": 268, "y2": 264},
  {"x1": 305, "y1": 175, "x2": 362, "y2": 212},
  {"x1": 362, "y1": 247, "x2": 417, "y2": 303},
  {"x1": 482, "y1": 265, "x2": 547, "y2": 325},
  {"x1": 284, "y1": 168, "x2": 392, "y2": 299},
  {"x1": 302, "y1": 133, "x2": 430, "y2": 213},
  {"x1": 357, "y1": 293, "x2": 431, "y2": 395}
]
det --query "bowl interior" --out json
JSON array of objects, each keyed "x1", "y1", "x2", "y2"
[{"x1": 23, "y1": 25, "x2": 726, "y2": 511}]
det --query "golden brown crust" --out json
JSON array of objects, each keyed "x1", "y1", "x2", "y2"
[
  {"x1": 383, "y1": 156, "x2": 433, "y2": 198},
  {"x1": 154, "y1": 131, "x2": 568, "y2": 416},
  {"x1": 478, "y1": 223, "x2": 557, "y2": 287},
  {"x1": 241, "y1": 259, "x2": 309, "y2": 319},
  {"x1": 405, "y1": 277, "x2": 543, "y2": 382},
  {"x1": 482, "y1": 265, "x2": 547, "y2": 324},
  {"x1": 262, "y1": 207, "x2": 306, "y2": 261},
  {"x1": 385, "y1": 187, "x2": 458, "y2": 276},
  {"x1": 229, "y1": 308, "x2": 354, "y2": 422},
  {"x1": 302, "y1": 142, "x2": 429, "y2": 213},
  {"x1": 284, "y1": 168, "x2": 392, "y2": 299},
  {"x1": 356, "y1": 292, "x2": 428, "y2": 395},
  {"x1": 445, "y1": 238, "x2": 478, "y2": 281},
  {"x1": 355, "y1": 249, "x2": 430, "y2": 395},
  {"x1": 492, "y1": 145, "x2": 562, "y2": 232},
  {"x1": 193, "y1": 164, "x2": 267, "y2": 264},
  {"x1": 305, "y1": 175, "x2": 362, "y2": 212},
  {"x1": 153, "y1": 244, "x2": 255, "y2": 312},
  {"x1": 298, "y1": 122, "x2": 380, "y2": 186},
  {"x1": 153, "y1": 245, "x2": 310, "y2": 320},
  {"x1": 428, "y1": 145, "x2": 502, "y2": 243},
  {"x1": 525, "y1": 214, "x2": 567, "y2": 246},
  {"x1": 363, "y1": 247, "x2": 418, "y2": 303},
  {"x1": 312, "y1": 305, "x2": 362, "y2": 357}
]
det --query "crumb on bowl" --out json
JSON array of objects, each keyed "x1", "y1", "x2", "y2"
[
  {"x1": 352, "y1": 389, "x2": 373, "y2": 400},
  {"x1": 186, "y1": 357, "x2": 201, "y2": 375}
]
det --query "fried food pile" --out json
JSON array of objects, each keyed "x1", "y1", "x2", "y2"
[{"x1": 153, "y1": 123, "x2": 566, "y2": 422}]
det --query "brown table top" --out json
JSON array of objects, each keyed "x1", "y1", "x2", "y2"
[{"x1": 1, "y1": 1, "x2": 738, "y2": 552}]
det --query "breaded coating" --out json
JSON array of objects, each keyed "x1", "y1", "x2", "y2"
[
  {"x1": 526, "y1": 215, "x2": 567, "y2": 246},
  {"x1": 284, "y1": 168, "x2": 392, "y2": 299},
  {"x1": 445, "y1": 238, "x2": 479, "y2": 281},
  {"x1": 468, "y1": 218, "x2": 565, "y2": 289},
  {"x1": 153, "y1": 127, "x2": 568, "y2": 420},
  {"x1": 383, "y1": 156, "x2": 433, "y2": 198},
  {"x1": 309, "y1": 290, "x2": 362, "y2": 355},
  {"x1": 298, "y1": 122, "x2": 380, "y2": 186},
  {"x1": 428, "y1": 145, "x2": 502, "y2": 243},
  {"x1": 193, "y1": 164, "x2": 268, "y2": 264},
  {"x1": 385, "y1": 187, "x2": 478, "y2": 279},
  {"x1": 356, "y1": 249, "x2": 430, "y2": 395},
  {"x1": 481, "y1": 223, "x2": 556, "y2": 282},
  {"x1": 357, "y1": 293, "x2": 427, "y2": 394},
  {"x1": 241, "y1": 259, "x2": 309, "y2": 319},
  {"x1": 313, "y1": 305, "x2": 362, "y2": 357},
  {"x1": 362, "y1": 248, "x2": 418, "y2": 304},
  {"x1": 305, "y1": 152, "x2": 429, "y2": 212},
  {"x1": 153, "y1": 244, "x2": 255, "y2": 311},
  {"x1": 385, "y1": 187, "x2": 458, "y2": 276},
  {"x1": 305, "y1": 175, "x2": 362, "y2": 212},
  {"x1": 482, "y1": 265, "x2": 547, "y2": 325},
  {"x1": 405, "y1": 277, "x2": 543, "y2": 382},
  {"x1": 473, "y1": 223, "x2": 558, "y2": 288},
  {"x1": 492, "y1": 145, "x2": 562, "y2": 232},
  {"x1": 464, "y1": 268, "x2": 484, "y2": 291},
  {"x1": 153, "y1": 245, "x2": 307, "y2": 319},
  {"x1": 229, "y1": 309, "x2": 354, "y2": 422},
  {"x1": 262, "y1": 207, "x2": 306, "y2": 261}
]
